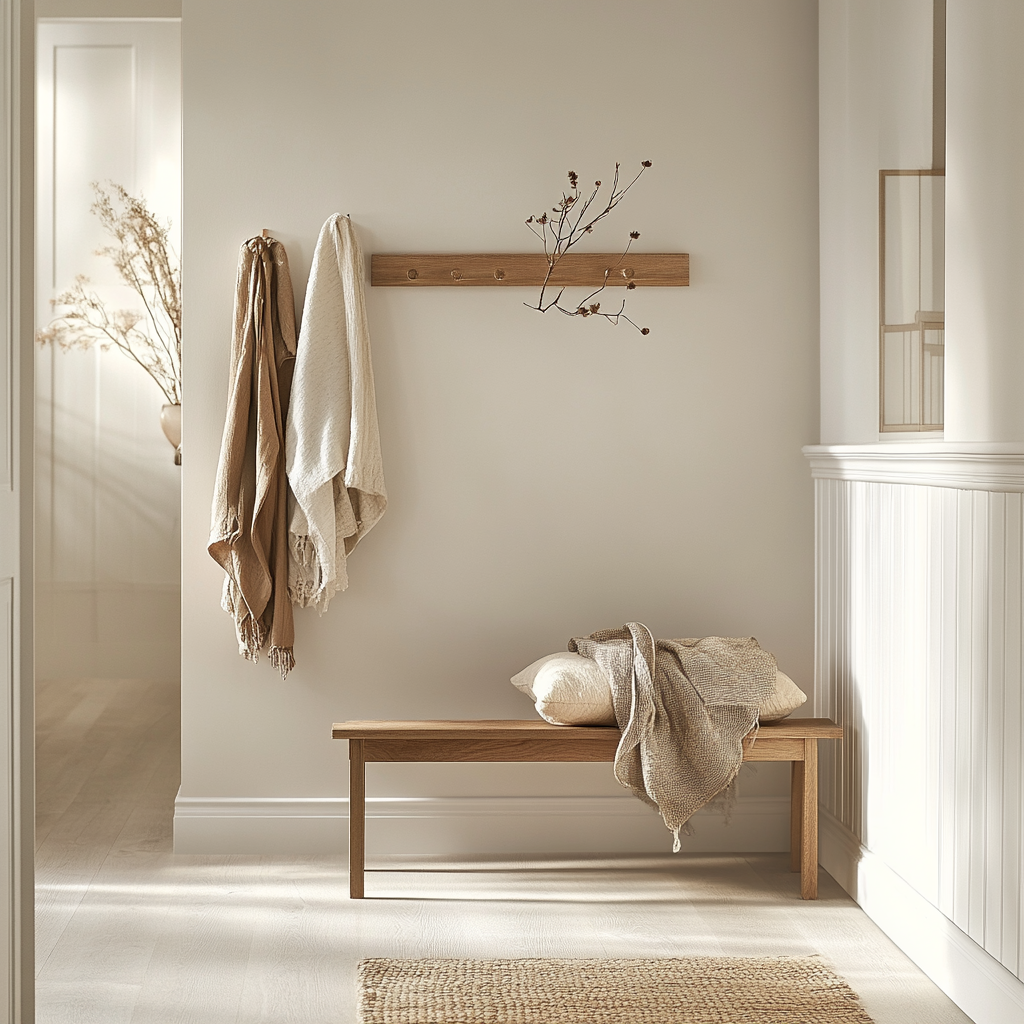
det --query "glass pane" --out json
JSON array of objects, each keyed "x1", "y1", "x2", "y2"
[
  {"x1": 883, "y1": 329, "x2": 919, "y2": 427},
  {"x1": 880, "y1": 172, "x2": 944, "y2": 431},
  {"x1": 923, "y1": 328, "x2": 944, "y2": 427},
  {"x1": 920, "y1": 176, "x2": 944, "y2": 315}
]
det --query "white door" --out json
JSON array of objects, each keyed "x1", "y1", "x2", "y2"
[{"x1": 35, "y1": 18, "x2": 181, "y2": 681}]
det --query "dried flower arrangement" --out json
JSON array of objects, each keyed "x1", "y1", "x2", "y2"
[
  {"x1": 525, "y1": 160, "x2": 652, "y2": 334},
  {"x1": 36, "y1": 182, "x2": 182, "y2": 405}
]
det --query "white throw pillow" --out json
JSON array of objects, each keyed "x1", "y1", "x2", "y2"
[
  {"x1": 760, "y1": 670, "x2": 807, "y2": 722},
  {"x1": 512, "y1": 654, "x2": 805, "y2": 726},
  {"x1": 511, "y1": 652, "x2": 616, "y2": 726}
]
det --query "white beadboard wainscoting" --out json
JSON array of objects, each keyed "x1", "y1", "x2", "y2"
[
  {"x1": 172, "y1": 794, "x2": 791, "y2": 858},
  {"x1": 806, "y1": 443, "x2": 1024, "y2": 1024}
]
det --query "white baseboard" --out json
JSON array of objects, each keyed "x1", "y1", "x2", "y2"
[
  {"x1": 819, "y1": 810, "x2": 1024, "y2": 1024},
  {"x1": 173, "y1": 793, "x2": 791, "y2": 857}
]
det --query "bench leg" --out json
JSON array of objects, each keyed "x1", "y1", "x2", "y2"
[
  {"x1": 800, "y1": 738, "x2": 818, "y2": 900},
  {"x1": 349, "y1": 739, "x2": 365, "y2": 899},
  {"x1": 790, "y1": 759, "x2": 803, "y2": 873}
]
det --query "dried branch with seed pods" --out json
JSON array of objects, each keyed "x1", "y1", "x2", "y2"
[
  {"x1": 36, "y1": 182, "x2": 182, "y2": 405},
  {"x1": 525, "y1": 160, "x2": 652, "y2": 334}
]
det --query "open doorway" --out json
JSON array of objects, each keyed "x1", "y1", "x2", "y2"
[
  {"x1": 35, "y1": 15, "x2": 181, "y2": 677},
  {"x1": 33, "y1": 8, "x2": 182, "y2": 1017}
]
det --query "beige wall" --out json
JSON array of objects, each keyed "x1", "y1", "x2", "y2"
[{"x1": 179, "y1": 0, "x2": 819, "y2": 852}]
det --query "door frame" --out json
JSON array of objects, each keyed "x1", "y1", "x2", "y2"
[{"x1": 3, "y1": 0, "x2": 34, "y2": 1021}]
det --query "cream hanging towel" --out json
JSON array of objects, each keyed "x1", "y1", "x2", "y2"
[{"x1": 286, "y1": 214, "x2": 387, "y2": 610}]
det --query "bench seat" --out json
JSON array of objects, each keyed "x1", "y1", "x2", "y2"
[{"x1": 332, "y1": 717, "x2": 843, "y2": 900}]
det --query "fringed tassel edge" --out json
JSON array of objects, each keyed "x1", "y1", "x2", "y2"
[
  {"x1": 670, "y1": 819, "x2": 696, "y2": 853},
  {"x1": 224, "y1": 579, "x2": 294, "y2": 679},
  {"x1": 288, "y1": 532, "x2": 333, "y2": 611},
  {"x1": 290, "y1": 532, "x2": 318, "y2": 570},
  {"x1": 238, "y1": 615, "x2": 266, "y2": 664},
  {"x1": 288, "y1": 536, "x2": 327, "y2": 606},
  {"x1": 269, "y1": 646, "x2": 295, "y2": 679}
]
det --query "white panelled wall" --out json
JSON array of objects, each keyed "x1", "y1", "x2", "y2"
[
  {"x1": 806, "y1": 450, "x2": 1024, "y2": 1022},
  {"x1": 817, "y1": 4, "x2": 1024, "y2": 1022}
]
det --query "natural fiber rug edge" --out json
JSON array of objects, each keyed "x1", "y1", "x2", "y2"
[{"x1": 357, "y1": 955, "x2": 877, "y2": 1024}]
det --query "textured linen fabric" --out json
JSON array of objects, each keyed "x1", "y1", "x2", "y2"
[
  {"x1": 569, "y1": 623, "x2": 776, "y2": 849},
  {"x1": 286, "y1": 214, "x2": 386, "y2": 610},
  {"x1": 208, "y1": 236, "x2": 297, "y2": 675}
]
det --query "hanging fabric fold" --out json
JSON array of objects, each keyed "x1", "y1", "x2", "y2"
[
  {"x1": 569, "y1": 625, "x2": 776, "y2": 850},
  {"x1": 286, "y1": 214, "x2": 387, "y2": 611},
  {"x1": 208, "y1": 235, "x2": 297, "y2": 676}
]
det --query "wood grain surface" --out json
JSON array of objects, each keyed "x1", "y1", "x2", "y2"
[
  {"x1": 349, "y1": 739, "x2": 366, "y2": 900},
  {"x1": 370, "y1": 252, "x2": 689, "y2": 287},
  {"x1": 790, "y1": 760, "x2": 804, "y2": 874},
  {"x1": 361, "y1": 734, "x2": 621, "y2": 763},
  {"x1": 800, "y1": 738, "x2": 819, "y2": 899},
  {"x1": 740, "y1": 737, "x2": 807, "y2": 762},
  {"x1": 332, "y1": 718, "x2": 844, "y2": 742}
]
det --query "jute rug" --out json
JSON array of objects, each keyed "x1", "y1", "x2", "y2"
[{"x1": 357, "y1": 956, "x2": 876, "y2": 1023}]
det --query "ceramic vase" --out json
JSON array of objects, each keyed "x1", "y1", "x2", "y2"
[{"x1": 160, "y1": 403, "x2": 182, "y2": 466}]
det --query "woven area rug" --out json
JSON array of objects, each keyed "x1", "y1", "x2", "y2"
[{"x1": 357, "y1": 956, "x2": 876, "y2": 1023}]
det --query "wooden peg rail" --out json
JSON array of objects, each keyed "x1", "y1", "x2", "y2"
[{"x1": 370, "y1": 252, "x2": 689, "y2": 288}]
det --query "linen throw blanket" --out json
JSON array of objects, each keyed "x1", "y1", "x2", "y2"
[
  {"x1": 569, "y1": 624, "x2": 776, "y2": 849},
  {"x1": 286, "y1": 214, "x2": 387, "y2": 611},
  {"x1": 209, "y1": 236, "x2": 297, "y2": 675}
]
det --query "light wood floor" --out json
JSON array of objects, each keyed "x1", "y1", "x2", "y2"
[{"x1": 35, "y1": 677, "x2": 975, "y2": 1024}]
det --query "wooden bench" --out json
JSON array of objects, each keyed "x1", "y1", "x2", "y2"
[{"x1": 331, "y1": 718, "x2": 843, "y2": 901}]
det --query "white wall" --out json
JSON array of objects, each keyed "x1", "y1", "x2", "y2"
[
  {"x1": 35, "y1": 18, "x2": 182, "y2": 681},
  {"x1": 178, "y1": 0, "x2": 819, "y2": 854},
  {"x1": 944, "y1": 0, "x2": 1024, "y2": 443},
  {"x1": 819, "y1": 0, "x2": 937, "y2": 443}
]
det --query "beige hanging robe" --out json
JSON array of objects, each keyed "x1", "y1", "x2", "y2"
[{"x1": 209, "y1": 235, "x2": 297, "y2": 675}]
